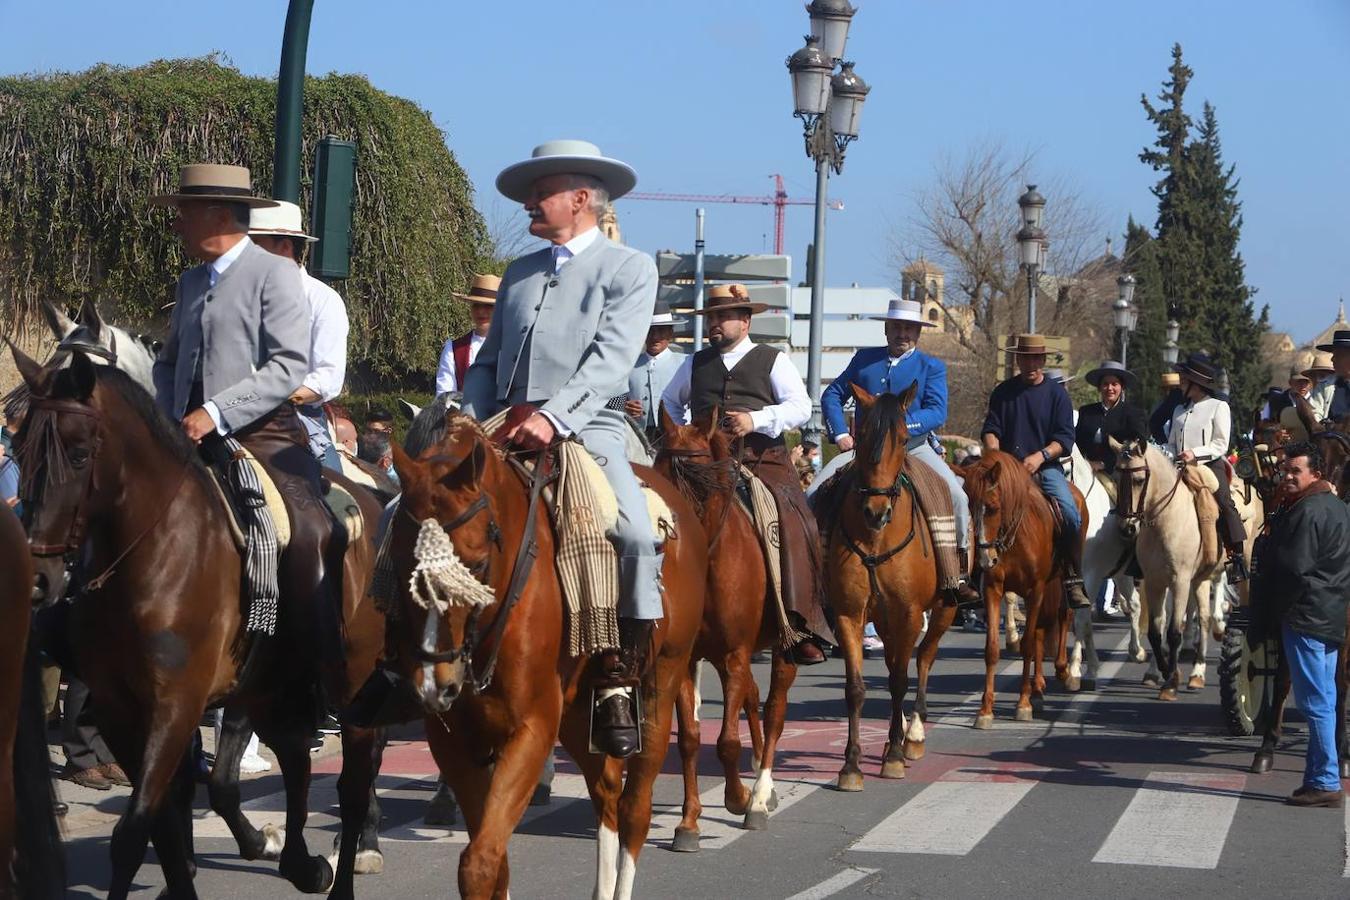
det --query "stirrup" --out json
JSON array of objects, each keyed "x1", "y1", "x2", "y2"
[{"x1": 1226, "y1": 554, "x2": 1250, "y2": 584}]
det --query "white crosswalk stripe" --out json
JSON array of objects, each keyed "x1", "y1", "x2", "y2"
[
  {"x1": 645, "y1": 777, "x2": 823, "y2": 850},
  {"x1": 1092, "y1": 771, "x2": 1246, "y2": 869}
]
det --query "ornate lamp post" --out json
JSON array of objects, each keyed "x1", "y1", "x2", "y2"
[
  {"x1": 1114, "y1": 273, "x2": 1137, "y2": 367},
  {"x1": 1016, "y1": 184, "x2": 1047, "y2": 333},
  {"x1": 1163, "y1": 302, "x2": 1181, "y2": 366},
  {"x1": 787, "y1": 0, "x2": 869, "y2": 444}
]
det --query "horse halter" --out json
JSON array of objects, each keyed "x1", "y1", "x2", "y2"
[
  {"x1": 973, "y1": 498, "x2": 1025, "y2": 561},
  {"x1": 1114, "y1": 459, "x2": 1152, "y2": 527},
  {"x1": 21, "y1": 397, "x2": 104, "y2": 559}
]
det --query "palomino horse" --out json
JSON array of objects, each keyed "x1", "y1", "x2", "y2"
[
  {"x1": 11, "y1": 349, "x2": 385, "y2": 898},
  {"x1": 822, "y1": 384, "x2": 952, "y2": 788},
  {"x1": 0, "y1": 505, "x2": 64, "y2": 899},
  {"x1": 655, "y1": 407, "x2": 794, "y2": 845},
  {"x1": 1111, "y1": 438, "x2": 1224, "y2": 698},
  {"x1": 962, "y1": 450, "x2": 1084, "y2": 726},
  {"x1": 384, "y1": 406, "x2": 705, "y2": 900}
]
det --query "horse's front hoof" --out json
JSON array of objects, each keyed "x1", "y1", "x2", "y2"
[
  {"x1": 354, "y1": 849, "x2": 384, "y2": 875},
  {"x1": 281, "y1": 852, "x2": 334, "y2": 894},
  {"x1": 724, "y1": 792, "x2": 750, "y2": 817},
  {"x1": 973, "y1": 713, "x2": 994, "y2": 730},
  {"x1": 836, "y1": 771, "x2": 865, "y2": 792},
  {"x1": 1131, "y1": 650, "x2": 1147, "y2": 664},
  {"x1": 260, "y1": 823, "x2": 285, "y2": 861},
  {"x1": 1064, "y1": 674, "x2": 1082, "y2": 693},
  {"x1": 1187, "y1": 675, "x2": 1205, "y2": 690},
  {"x1": 1158, "y1": 687, "x2": 1178, "y2": 702},
  {"x1": 879, "y1": 759, "x2": 906, "y2": 779},
  {"x1": 1081, "y1": 677, "x2": 1097, "y2": 692},
  {"x1": 902, "y1": 740, "x2": 925, "y2": 762},
  {"x1": 1250, "y1": 753, "x2": 1274, "y2": 775},
  {"x1": 1014, "y1": 706, "x2": 1034, "y2": 722},
  {"x1": 671, "y1": 827, "x2": 700, "y2": 852},
  {"x1": 742, "y1": 810, "x2": 770, "y2": 831}
]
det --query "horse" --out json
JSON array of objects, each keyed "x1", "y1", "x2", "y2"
[
  {"x1": 0, "y1": 507, "x2": 64, "y2": 900},
  {"x1": 10, "y1": 347, "x2": 386, "y2": 898},
  {"x1": 655, "y1": 406, "x2": 793, "y2": 845},
  {"x1": 821, "y1": 384, "x2": 952, "y2": 788},
  {"x1": 962, "y1": 450, "x2": 1083, "y2": 726},
  {"x1": 381, "y1": 402, "x2": 705, "y2": 900},
  {"x1": 1110, "y1": 437, "x2": 1225, "y2": 699}
]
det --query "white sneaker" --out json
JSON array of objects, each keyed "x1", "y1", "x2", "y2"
[
  {"x1": 861, "y1": 635, "x2": 884, "y2": 652},
  {"x1": 239, "y1": 754, "x2": 272, "y2": 775}
]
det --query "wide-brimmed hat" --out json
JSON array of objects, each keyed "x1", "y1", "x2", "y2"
[
  {"x1": 688, "y1": 283, "x2": 769, "y2": 316},
  {"x1": 248, "y1": 200, "x2": 317, "y2": 242},
  {"x1": 1085, "y1": 360, "x2": 1138, "y2": 392},
  {"x1": 496, "y1": 140, "x2": 637, "y2": 205},
  {"x1": 1317, "y1": 330, "x2": 1350, "y2": 353},
  {"x1": 1174, "y1": 351, "x2": 1218, "y2": 387},
  {"x1": 1160, "y1": 372, "x2": 1181, "y2": 388},
  {"x1": 1303, "y1": 351, "x2": 1335, "y2": 379},
  {"x1": 1045, "y1": 368, "x2": 1076, "y2": 386},
  {"x1": 1002, "y1": 334, "x2": 1049, "y2": 355},
  {"x1": 151, "y1": 164, "x2": 278, "y2": 208},
  {"x1": 1286, "y1": 365, "x2": 1312, "y2": 384},
  {"x1": 650, "y1": 297, "x2": 686, "y2": 327},
  {"x1": 870, "y1": 298, "x2": 936, "y2": 327},
  {"x1": 452, "y1": 274, "x2": 500, "y2": 305}
]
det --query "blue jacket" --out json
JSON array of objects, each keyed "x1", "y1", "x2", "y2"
[{"x1": 821, "y1": 347, "x2": 948, "y2": 444}]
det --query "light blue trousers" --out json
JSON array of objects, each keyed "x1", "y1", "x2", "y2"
[{"x1": 1284, "y1": 623, "x2": 1342, "y2": 792}]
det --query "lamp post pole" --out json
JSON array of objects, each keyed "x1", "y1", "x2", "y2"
[{"x1": 273, "y1": 0, "x2": 314, "y2": 202}]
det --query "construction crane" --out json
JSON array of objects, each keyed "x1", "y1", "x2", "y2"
[{"x1": 625, "y1": 174, "x2": 843, "y2": 255}]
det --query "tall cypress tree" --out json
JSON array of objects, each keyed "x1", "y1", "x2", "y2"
[{"x1": 1122, "y1": 217, "x2": 1167, "y2": 407}]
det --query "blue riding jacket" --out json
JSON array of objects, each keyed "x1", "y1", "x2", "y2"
[{"x1": 821, "y1": 347, "x2": 948, "y2": 445}]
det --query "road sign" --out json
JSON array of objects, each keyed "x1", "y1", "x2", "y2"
[
  {"x1": 656, "y1": 252, "x2": 791, "y2": 282},
  {"x1": 659, "y1": 283, "x2": 790, "y2": 311}
]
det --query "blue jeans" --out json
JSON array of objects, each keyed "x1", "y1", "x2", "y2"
[
  {"x1": 1035, "y1": 465, "x2": 1081, "y2": 536},
  {"x1": 1283, "y1": 624, "x2": 1342, "y2": 792}
]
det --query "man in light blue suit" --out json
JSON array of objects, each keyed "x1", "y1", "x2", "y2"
[
  {"x1": 625, "y1": 298, "x2": 687, "y2": 445},
  {"x1": 820, "y1": 297, "x2": 979, "y2": 605}
]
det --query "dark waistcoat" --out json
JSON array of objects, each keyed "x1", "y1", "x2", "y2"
[{"x1": 691, "y1": 343, "x2": 783, "y2": 452}]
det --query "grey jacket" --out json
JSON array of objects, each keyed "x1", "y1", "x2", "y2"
[
  {"x1": 152, "y1": 239, "x2": 310, "y2": 431},
  {"x1": 461, "y1": 234, "x2": 658, "y2": 433}
]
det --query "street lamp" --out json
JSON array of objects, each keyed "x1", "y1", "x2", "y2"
[
  {"x1": 1017, "y1": 184, "x2": 1047, "y2": 333},
  {"x1": 1114, "y1": 273, "x2": 1136, "y2": 366},
  {"x1": 787, "y1": 13, "x2": 870, "y2": 445},
  {"x1": 1163, "y1": 300, "x2": 1181, "y2": 366}
]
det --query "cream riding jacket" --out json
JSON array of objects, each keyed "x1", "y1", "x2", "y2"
[{"x1": 1167, "y1": 394, "x2": 1231, "y2": 462}]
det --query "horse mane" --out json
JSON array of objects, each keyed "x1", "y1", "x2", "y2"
[
  {"x1": 88, "y1": 367, "x2": 206, "y2": 473},
  {"x1": 662, "y1": 423, "x2": 735, "y2": 520},
  {"x1": 858, "y1": 391, "x2": 909, "y2": 467},
  {"x1": 967, "y1": 449, "x2": 1051, "y2": 519},
  {"x1": 405, "y1": 393, "x2": 456, "y2": 456}
]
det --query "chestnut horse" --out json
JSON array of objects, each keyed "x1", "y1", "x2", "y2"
[
  {"x1": 655, "y1": 407, "x2": 795, "y2": 846},
  {"x1": 11, "y1": 348, "x2": 385, "y2": 899},
  {"x1": 383, "y1": 407, "x2": 705, "y2": 900},
  {"x1": 822, "y1": 384, "x2": 953, "y2": 789},
  {"x1": 962, "y1": 450, "x2": 1084, "y2": 727},
  {"x1": 0, "y1": 508, "x2": 64, "y2": 899}
]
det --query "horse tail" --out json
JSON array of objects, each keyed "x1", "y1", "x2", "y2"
[{"x1": 11, "y1": 630, "x2": 64, "y2": 899}]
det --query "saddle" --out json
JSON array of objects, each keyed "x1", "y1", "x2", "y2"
[{"x1": 208, "y1": 452, "x2": 365, "y2": 553}]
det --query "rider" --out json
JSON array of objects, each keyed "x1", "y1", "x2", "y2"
[
  {"x1": 1308, "y1": 330, "x2": 1350, "y2": 424},
  {"x1": 461, "y1": 139, "x2": 660, "y2": 759},
  {"x1": 661, "y1": 284, "x2": 835, "y2": 663},
  {"x1": 434, "y1": 274, "x2": 499, "y2": 397},
  {"x1": 1168, "y1": 352, "x2": 1249, "y2": 581},
  {"x1": 625, "y1": 298, "x2": 687, "y2": 446},
  {"x1": 150, "y1": 163, "x2": 346, "y2": 685},
  {"x1": 1075, "y1": 360, "x2": 1149, "y2": 477},
  {"x1": 980, "y1": 334, "x2": 1090, "y2": 609},
  {"x1": 820, "y1": 296, "x2": 981, "y2": 607}
]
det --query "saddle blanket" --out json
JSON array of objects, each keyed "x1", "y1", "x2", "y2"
[
  {"x1": 732, "y1": 464, "x2": 802, "y2": 646},
  {"x1": 1179, "y1": 463, "x2": 1221, "y2": 571},
  {"x1": 209, "y1": 453, "x2": 365, "y2": 552}
]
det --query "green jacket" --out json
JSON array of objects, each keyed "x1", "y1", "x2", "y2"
[{"x1": 1264, "y1": 489, "x2": 1350, "y2": 645}]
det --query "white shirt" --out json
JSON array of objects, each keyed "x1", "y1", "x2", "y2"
[
  {"x1": 199, "y1": 236, "x2": 253, "y2": 433},
  {"x1": 1168, "y1": 393, "x2": 1231, "y2": 462},
  {"x1": 661, "y1": 336, "x2": 812, "y2": 437},
  {"x1": 434, "y1": 330, "x2": 486, "y2": 395},
  {"x1": 300, "y1": 269, "x2": 348, "y2": 402}
]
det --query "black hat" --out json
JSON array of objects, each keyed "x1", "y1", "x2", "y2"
[
  {"x1": 1174, "y1": 351, "x2": 1218, "y2": 388},
  {"x1": 1085, "y1": 360, "x2": 1138, "y2": 392},
  {"x1": 1316, "y1": 330, "x2": 1350, "y2": 353}
]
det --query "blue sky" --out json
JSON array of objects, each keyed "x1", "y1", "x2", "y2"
[{"x1": 3, "y1": 0, "x2": 1348, "y2": 342}]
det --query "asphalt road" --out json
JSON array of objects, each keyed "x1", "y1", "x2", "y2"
[{"x1": 58, "y1": 620, "x2": 1346, "y2": 898}]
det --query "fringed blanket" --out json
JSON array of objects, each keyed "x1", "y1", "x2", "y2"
[
  {"x1": 735, "y1": 464, "x2": 808, "y2": 647},
  {"x1": 901, "y1": 457, "x2": 964, "y2": 591}
]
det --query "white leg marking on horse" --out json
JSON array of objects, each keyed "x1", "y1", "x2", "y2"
[
  {"x1": 593, "y1": 824, "x2": 619, "y2": 900},
  {"x1": 692, "y1": 659, "x2": 704, "y2": 723},
  {"x1": 906, "y1": 715, "x2": 926, "y2": 745},
  {"x1": 615, "y1": 849, "x2": 637, "y2": 900},
  {"x1": 262, "y1": 823, "x2": 285, "y2": 857},
  {"x1": 749, "y1": 766, "x2": 775, "y2": 813}
]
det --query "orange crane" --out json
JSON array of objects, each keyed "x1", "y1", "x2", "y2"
[{"x1": 625, "y1": 174, "x2": 843, "y2": 255}]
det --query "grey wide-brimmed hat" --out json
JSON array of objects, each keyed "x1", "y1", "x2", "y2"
[
  {"x1": 1085, "y1": 360, "x2": 1138, "y2": 392},
  {"x1": 1045, "y1": 368, "x2": 1076, "y2": 386},
  {"x1": 496, "y1": 140, "x2": 638, "y2": 204},
  {"x1": 870, "y1": 298, "x2": 937, "y2": 327}
]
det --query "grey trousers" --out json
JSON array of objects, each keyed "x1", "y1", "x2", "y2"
[
  {"x1": 577, "y1": 409, "x2": 663, "y2": 620},
  {"x1": 908, "y1": 441, "x2": 971, "y2": 551}
]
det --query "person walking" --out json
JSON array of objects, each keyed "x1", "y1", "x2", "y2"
[{"x1": 1259, "y1": 440, "x2": 1350, "y2": 807}]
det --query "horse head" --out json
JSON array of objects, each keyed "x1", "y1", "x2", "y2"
[
  {"x1": 391, "y1": 416, "x2": 499, "y2": 713},
  {"x1": 655, "y1": 406, "x2": 734, "y2": 514},
  {"x1": 8, "y1": 342, "x2": 103, "y2": 607},
  {"x1": 1109, "y1": 436, "x2": 1152, "y2": 539},
  {"x1": 851, "y1": 381, "x2": 917, "y2": 531},
  {"x1": 964, "y1": 455, "x2": 1011, "y2": 570},
  {"x1": 41, "y1": 298, "x2": 160, "y2": 393}
]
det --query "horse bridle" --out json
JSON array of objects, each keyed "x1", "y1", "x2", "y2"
[
  {"x1": 973, "y1": 498, "x2": 1025, "y2": 559},
  {"x1": 22, "y1": 397, "x2": 104, "y2": 559},
  {"x1": 1115, "y1": 453, "x2": 1184, "y2": 528}
]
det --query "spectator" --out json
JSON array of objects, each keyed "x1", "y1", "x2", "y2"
[
  {"x1": 61, "y1": 675, "x2": 130, "y2": 790},
  {"x1": 365, "y1": 408, "x2": 394, "y2": 436},
  {"x1": 0, "y1": 441, "x2": 19, "y2": 517},
  {"x1": 358, "y1": 431, "x2": 398, "y2": 483},
  {"x1": 1260, "y1": 441, "x2": 1350, "y2": 808},
  {"x1": 334, "y1": 418, "x2": 358, "y2": 456}
]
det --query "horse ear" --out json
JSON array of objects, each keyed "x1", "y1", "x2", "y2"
[
  {"x1": 1107, "y1": 435, "x2": 1122, "y2": 453},
  {"x1": 850, "y1": 383, "x2": 876, "y2": 410},
  {"x1": 897, "y1": 379, "x2": 919, "y2": 412},
  {"x1": 41, "y1": 300, "x2": 77, "y2": 340},
  {"x1": 69, "y1": 350, "x2": 97, "y2": 400},
  {"x1": 79, "y1": 298, "x2": 106, "y2": 341},
  {"x1": 391, "y1": 440, "x2": 419, "y2": 485},
  {"x1": 7, "y1": 339, "x2": 48, "y2": 394},
  {"x1": 659, "y1": 404, "x2": 680, "y2": 438},
  {"x1": 986, "y1": 458, "x2": 1002, "y2": 484},
  {"x1": 703, "y1": 405, "x2": 720, "y2": 440}
]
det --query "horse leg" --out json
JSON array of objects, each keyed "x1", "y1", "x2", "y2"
[
  {"x1": 1004, "y1": 593, "x2": 1022, "y2": 656},
  {"x1": 329, "y1": 723, "x2": 381, "y2": 900},
  {"x1": 147, "y1": 747, "x2": 201, "y2": 898},
  {"x1": 1160, "y1": 581, "x2": 1187, "y2": 701},
  {"x1": 266, "y1": 721, "x2": 334, "y2": 894},
  {"x1": 914, "y1": 604, "x2": 955, "y2": 722},
  {"x1": 742, "y1": 663, "x2": 765, "y2": 771},
  {"x1": 1143, "y1": 582, "x2": 1168, "y2": 688},
  {"x1": 1013, "y1": 591, "x2": 1038, "y2": 723},
  {"x1": 207, "y1": 706, "x2": 275, "y2": 861},
  {"x1": 882, "y1": 608, "x2": 919, "y2": 774},
  {"x1": 976, "y1": 580, "x2": 1002, "y2": 729},
  {"x1": 1189, "y1": 579, "x2": 1213, "y2": 690},
  {"x1": 1122, "y1": 577, "x2": 1147, "y2": 663},
  {"x1": 558, "y1": 713, "x2": 624, "y2": 900},
  {"x1": 357, "y1": 729, "x2": 388, "y2": 872},
  {"x1": 714, "y1": 655, "x2": 751, "y2": 816},
  {"x1": 672, "y1": 661, "x2": 704, "y2": 852},
  {"x1": 1253, "y1": 655, "x2": 1291, "y2": 774},
  {"x1": 835, "y1": 609, "x2": 868, "y2": 791},
  {"x1": 745, "y1": 650, "x2": 798, "y2": 829}
]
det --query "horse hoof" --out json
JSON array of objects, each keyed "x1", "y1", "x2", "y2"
[
  {"x1": 1064, "y1": 675, "x2": 1082, "y2": 693},
  {"x1": 742, "y1": 810, "x2": 770, "y2": 831},
  {"x1": 973, "y1": 714, "x2": 995, "y2": 730},
  {"x1": 671, "y1": 827, "x2": 701, "y2": 852},
  {"x1": 879, "y1": 759, "x2": 907, "y2": 779},
  {"x1": 1014, "y1": 706, "x2": 1034, "y2": 722},
  {"x1": 766, "y1": 789, "x2": 779, "y2": 812},
  {"x1": 261, "y1": 823, "x2": 285, "y2": 861},
  {"x1": 836, "y1": 771, "x2": 865, "y2": 792},
  {"x1": 1131, "y1": 651, "x2": 1147, "y2": 664},
  {"x1": 902, "y1": 740, "x2": 925, "y2": 762},
  {"x1": 1141, "y1": 673, "x2": 1161, "y2": 688},
  {"x1": 1158, "y1": 688, "x2": 1178, "y2": 702},
  {"x1": 1187, "y1": 675, "x2": 1205, "y2": 690},
  {"x1": 281, "y1": 853, "x2": 334, "y2": 894},
  {"x1": 1250, "y1": 753, "x2": 1274, "y2": 775},
  {"x1": 1081, "y1": 678, "x2": 1097, "y2": 692},
  {"x1": 354, "y1": 849, "x2": 384, "y2": 876}
]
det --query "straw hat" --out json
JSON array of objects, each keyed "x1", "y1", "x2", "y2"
[
  {"x1": 1160, "y1": 372, "x2": 1181, "y2": 388},
  {"x1": 1286, "y1": 365, "x2": 1312, "y2": 385},
  {"x1": 496, "y1": 140, "x2": 637, "y2": 204},
  {"x1": 452, "y1": 274, "x2": 500, "y2": 305},
  {"x1": 870, "y1": 298, "x2": 936, "y2": 327},
  {"x1": 1303, "y1": 351, "x2": 1335, "y2": 380},
  {"x1": 1002, "y1": 334, "x2": 1049, "y2": 355},
  {"x1": 151, "y1": 163, "x2": 277, "y2": 208},
  {"x1": 688, "y1": 284, "x2": 768, "y2": 316},
  {"x1": 248, "y1": 200, "x2": 317, "y2": 241}
]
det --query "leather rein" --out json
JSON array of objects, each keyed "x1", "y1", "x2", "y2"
[{"x1": 1114, "y1": 454, "x2": 1183, "y2": 528}]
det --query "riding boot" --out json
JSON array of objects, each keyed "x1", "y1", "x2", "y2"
[
  {"x1": 591, "y1": 618, "x2": 654, "y2": 759},
  {"x1": 943, "y1": 558, "x2": 983, "y2": 609},
  {"x1": 1061, "y1": 533, "x2": 1092, "y2": 610}
]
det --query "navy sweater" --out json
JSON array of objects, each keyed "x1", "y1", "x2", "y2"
[{"x1": 981, "y1": 376, "x2": 1076, "y2": 472}]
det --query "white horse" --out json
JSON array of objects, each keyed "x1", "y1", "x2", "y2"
[{"x1": 1111, "y1": 437, "x2": 1224, "y2": 698}]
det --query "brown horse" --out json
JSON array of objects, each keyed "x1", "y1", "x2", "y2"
[
  {"x1": 11, "y1": 347, "x2": 385, "y2": 899},
  {"x1": 655, "y1": 406, "x2": 796, "y2": 846},
  {"x1": 383, "y1": 404, "x2": 705, "y2": 900},
  {"x1": 962, "y1": 450, "x2": 1084, "y2": 727},
  {"x1": 0, "y1": 507, "x2": 64, "y2": 899},
  {"x1": 821, "y1": 384, "x2": 953, "y2": 790}
]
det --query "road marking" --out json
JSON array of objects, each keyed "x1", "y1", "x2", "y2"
[
  {"x1": 785, "y1": 867, "x2": 879, "y2": 899},
  {"x1": 645, "y1": 777, "x2": 823, "y2": 850},
  {"x1": 929, "y1": 659, "x2": 1024, "y2": 726},
  {"x1": 383, "y1": 774, "x2": 595, "y2": 843},
  {"x1": 1343, "y1": 802, "x2": 1350, "y2": 877},
  {"x1": 851, "y1": 766, "x2": 1046, "y2": 855},
  {"x1": 1092, "y1": 771, "x2": 1246, "y2": 869}
]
